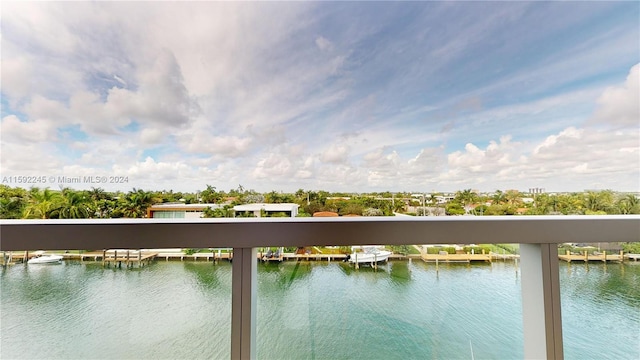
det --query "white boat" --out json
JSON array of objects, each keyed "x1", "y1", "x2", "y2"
[
  {"x1": 348, "y1": 246, "x2": 392, "y2": 264},
  {"x1": 27, "y1": 251, "x2": 63, "y2": 264}
]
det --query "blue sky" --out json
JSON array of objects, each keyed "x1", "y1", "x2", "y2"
[{"x1": 1, "y1": 1, "x2": 638, "y2": 193}]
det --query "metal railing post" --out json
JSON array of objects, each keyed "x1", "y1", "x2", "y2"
[
  {"x1": 231, "y1": 247, "x2": 257, "y2": 360},
  {"x1": 521, "y1": 243, "x2": 564, "y2": 359}
]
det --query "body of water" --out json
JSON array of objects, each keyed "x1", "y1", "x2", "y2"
[{"x1": 1, "y1": 259, "x2": 639, "y2": 359}]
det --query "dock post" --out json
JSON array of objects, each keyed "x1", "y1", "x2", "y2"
[
  {"x1": 102, "y1": 250, "x2": 106, "y2": 267},
  {"x1": 24, "y1": 250, "x2": 28, "y2": 263},
  {"x1": 138, "y1": 250, "x2": 142, "y2": 268}
]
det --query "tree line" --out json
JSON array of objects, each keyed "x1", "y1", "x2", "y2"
[
  {"x1": 0, "y1": 185, "x2": 638, "y2": 219},
  {"x1": 444, "y1": 189, "x2": 640, "y2": 216}
]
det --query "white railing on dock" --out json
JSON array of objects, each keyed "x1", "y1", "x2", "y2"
[{"x1": 1, "y1": 215, "x2": 639, "y2": 360}]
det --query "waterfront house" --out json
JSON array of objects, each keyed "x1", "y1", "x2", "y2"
[
  {"x1": 232, "y1": 203, "x2": 299, "y2": 217},
  {"x1": 147, "y1": 203, "x2": 224, "y2": 218}
]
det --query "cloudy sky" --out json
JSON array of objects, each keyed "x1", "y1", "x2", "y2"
[{"x1": 1, "y1": 1, "x2": 638, "y2": 193}]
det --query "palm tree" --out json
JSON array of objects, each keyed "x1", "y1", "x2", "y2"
[
  {"x1": 617, "y1": 194, "x2": 640, "y2": 214},
  {"x1": 59, "y1": 188, "x2": 93, "y2": 219},
  {"x1": 455, "y1": 189, "x2": 479, "y2": 213},
  {"x1": 118, "y1": 188, "x2": 159, "y2": 218},
  {"x1": 23, "y1": 187, "x2": 62, "y2": 219},
  {"x1": 200, "y1": 185, "x2": 224, "y2": 203},
  {"x1": 0, "y1": 197, "x2": 24, "y2": 219},
  {"x1": 491, "y1": 190, "x2": 507, "y2": 205},
  {"x1": 505, "y1": 190, "x2": 524, "y2": 208},
  {"x1": 531, "y1": 193, "x2": 553, "y2": 215},
  {"x1": 585, "y1": 190, "x2": 614, "y2": 214},
  {"x1": 0, "y1": 185, "x2": 28, "y2": 219}
]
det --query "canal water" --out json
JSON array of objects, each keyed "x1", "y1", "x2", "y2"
[{"x1": 1, "y1": 259, "x2": 638, "y2": 359}]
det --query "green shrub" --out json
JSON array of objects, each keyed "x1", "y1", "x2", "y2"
[
  {"x1": 462, "y1": 245, "x2": 492, "y2": 254},
  {"x1": 622, "y1": 242, "x2": 640, "y2": 254},
  {"x1": 426, "y1": 246, "x2": 456, "y2": 254}
]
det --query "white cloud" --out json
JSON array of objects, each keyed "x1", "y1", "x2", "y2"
[
  {"x1": 0, "y1": 115, "x2": 57, "y2": 143},
  {"x1": 405, "y1": 147, "x2": 446, "y2": 177},
  {"x1": 320, "y1": 144, "x2": 350, "y2": 164},
  {"x1": 315, "y1": 36, "x2": 334, "y2": 52},
  {"x1": 590, "y1": 63, "x2": 640, "y2": 128},
  {"x1": 448, "y1": 136, "x2": 520, "y2": 174},
  {"x1": 533, "y1": 127, "x2": 582, "y2": 159},
  {"x1": 0, "y1": 142, "x2": 62, "y2": 174},
  {"x1": 140, "y1": 128, "x2": 165, "y2": 145},
  {"x1": 253, "y1": 154, "x2": 293, "y2": 179},
  {"x1": 182, "y1": 134, "x2": 254, "y2": 159}
]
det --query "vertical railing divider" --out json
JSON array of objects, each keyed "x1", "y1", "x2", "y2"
[
  {"x1": 521, "y1": 243, "x2": 564, "y2": 360},
  {"x1": 231, "y1": 247, "x2": 257, "y2": 360}
]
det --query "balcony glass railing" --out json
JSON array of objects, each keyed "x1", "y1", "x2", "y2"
[
  {"x1": 1, "y1": 216, "x2": 639, "y2": 360},
  {"x1": 256, "y1": 245, "x2": 524, "y2": 359}
]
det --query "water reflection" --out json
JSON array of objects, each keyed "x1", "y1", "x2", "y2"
[
  {"x1": 182, "y1": 261, "x2": 225, "y2": 291},
  {"x1": 389, "y1": 260, "x2": 411, "y2": 284}
]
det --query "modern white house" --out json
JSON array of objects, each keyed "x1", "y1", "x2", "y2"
[
  {"x1": 232, "y1": 203, "x2": 299, "y2": 217},
  {"x1": 147, "y1": 203, "x2": 224, "y2": 218}
]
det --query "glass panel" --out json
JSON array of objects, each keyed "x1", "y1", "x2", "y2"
[
  {"x1": 559, "y1": 243, "x2": 640, "y2": 359},
  {"x1": 1, "y1": 254, "x2": 232, "y2": 359},
  {"x1": 257, "y1": 244, "x2": 523, "y2": 359},
  {"x1": 153, "y1": 211, "x2": 186, "y2": 219}
]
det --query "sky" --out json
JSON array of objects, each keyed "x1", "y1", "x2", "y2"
[{"x1": 1, "y1": 1, "x2": 639, "y2": 194}]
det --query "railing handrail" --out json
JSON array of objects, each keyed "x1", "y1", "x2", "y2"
[{"x1": 2, "y1": 215, "x2": 638, "y2": 251}]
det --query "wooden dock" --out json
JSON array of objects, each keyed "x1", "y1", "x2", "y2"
[
  {"x1": 421, "y1": 253, "x2": 493, "y2": 263},
  {"x1": 3, "y1": 249, "x2": 638, "y2": 267},
  {"x1": 558, "y1": 250, "x2": 625, "y2": 263},
  {"x1": 101, "y1": 250, "x2": 158, "y2": 268},
  {"x1": 1, "y1": 250, "x2": 53, "y2": 265},
  {"x1": 628, "y1": 254, "x2": 640, "y2": 261},
  {"x1": 156, "y1": 251, "x2": 233, "y2": 262}
]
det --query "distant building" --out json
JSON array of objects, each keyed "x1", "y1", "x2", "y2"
[
  {"x1": 147, "y1": 203, "x2": 224, "y2": 218},
  {"x1": 233, "y1": 203, "x2": 299, "y2": 217},
  {"x1": 529, "y1": 188, "x2": 545, "y2": 194}
]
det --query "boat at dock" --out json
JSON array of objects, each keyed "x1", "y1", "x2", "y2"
[
  {"x1": 347, "y1": 246, "x2": 392, "y2": 264},
  {"x1": 27, "y1": 251, "x2": 63, "y2": 264}
]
